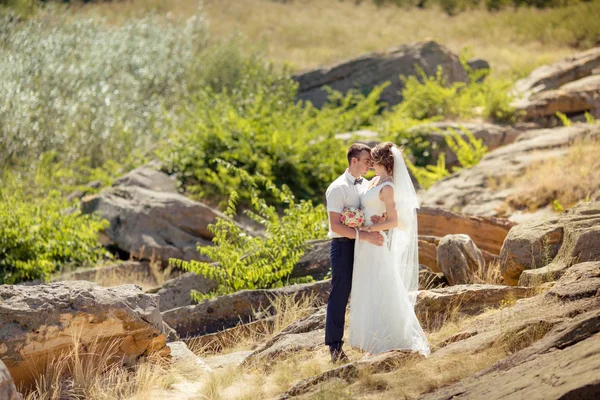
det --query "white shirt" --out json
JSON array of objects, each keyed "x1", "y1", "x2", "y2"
[{"x1": 325, "y1": 170, "x2": 369, "y2": 239}]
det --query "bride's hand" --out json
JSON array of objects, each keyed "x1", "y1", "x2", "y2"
[{"x1": 370, "y1": 212, "x2": 388, "y2": 224}]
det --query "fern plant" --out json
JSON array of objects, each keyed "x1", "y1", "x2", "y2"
[{"x1": 169, "y1": 162, "x2": 328, "y2": 302}]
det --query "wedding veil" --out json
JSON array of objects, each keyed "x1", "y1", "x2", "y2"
[{"x1": 389, "y1": 146, "x2": 420, "y2": 305}]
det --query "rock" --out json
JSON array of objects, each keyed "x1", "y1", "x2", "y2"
[
  {"x1": 203, "y1": 350, "x2": 254, "y2": 369},
  {"x1": 153, "y1": 272, "x2": 217, "y2": 312},
  {"x1": 65, "y1": 180, "x2": 102, "y2": 202},
  {"x1": 166, "y1": 341, "x2": 211, "y2": 372},
  {"x1": 437, "y1": 234, "x2": 485, "y2": 286},
  {"x1": 407, "y1": 122, "x2": 522, "y2": 168},
  {"x1": 467, "y1": 58, "x2": 490, "y2": 81},
  {"x1": 244, "y1": 330, "x2": 324, "y2": 364},
  {"x1": 515, "y1": 74, "x2": 600, "y2": 125},
  {"x1": 418, "y1": 207, "x2": 515, "y2": 255},
  {"x1": 294, "y1": 41, "x2": 468, "y2": 108},
  {"x1": 291, "y1": 240, "x2": 332, "y2": 281},
  {"x1": 111, "y1": 162, "x2": 178, "y2": 194},
  {"x1": 500, "y1": 201, "x2": 600, "y2": 286},
  {"x1": 0, "y1": 359, "x2": 22, "y2": 400},
  {"x1": 81, "y1": 185, "x2": 225, "y2": 263},
  {"x1": 514, "y1": 47, "x2": 600, "y2": 96},
  {"x1": 51, "y1": 261, "x2": 181, "y2": 292},
  {"x1": 161, "y1": 281, "x2": 331, "y2": 338},
  {"x1": 421, "y1": 124, "x2": 600, "y2": 217},
  {"x1": 277, "y1": 307, "x2": 326, "y2": 336},
  {"x1": 0, "y1": 282, "x2": 169, "y2": 388},
  {"x1": 418, "y1": 237, "x2": 441, "y2": 272},
  {"x1": 279, "y1": 350, "x2": 419, "y2": 399},
  {"x1": 415, "y1": 284, "x2": 532, "y2": 328}
]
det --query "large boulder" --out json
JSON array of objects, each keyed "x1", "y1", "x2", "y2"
[
  {"x1": 0, "y1": 282, "x2": 169, "y2": 388},
  {"x1": 81, "y1": 185, "x2": 225, "y2": 263},
  {"x1": 0, "y1": 360, "x2": 21, "y2": 400},
  {"x1": 500, "y1": 201, "x2": 600, "y2": 286},
  {"x1": 437, "y1": 234, "x2": 485, "y2": 285},
  {"x1": 161, "y1": 281, "x2": 331, "y2": 338},
  {"x1": 294, "y1": 41, "x2": 468, "y2": 108},
  {"x1": 421, "y1": 124, "x2": 600, "y2": 218}
]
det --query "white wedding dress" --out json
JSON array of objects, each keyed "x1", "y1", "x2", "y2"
[{"x1": 349, "y1": 180, "x2": 430, "y2": 356}]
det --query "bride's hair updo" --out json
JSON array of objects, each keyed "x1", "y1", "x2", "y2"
[{"x1": 371, "y1": 141, "x2": 398, "y2": 176}]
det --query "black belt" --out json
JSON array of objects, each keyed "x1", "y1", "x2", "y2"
[{"x1": 332, "y1": 237, "x2": 355, "y2": 242}]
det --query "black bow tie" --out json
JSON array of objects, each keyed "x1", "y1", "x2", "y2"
[{"x1": 354, "y1": 178, "x2": 363, "y2": 185}]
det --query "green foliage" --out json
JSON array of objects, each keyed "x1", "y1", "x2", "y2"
[
  {"x1": 395, "y1": 66, "x2": 516, "y2": 123},
  {"x1": 159, "y1": 62, "x2": 384, "y2": 206},
  {"x1": 442, "y1": 127, "x2": 489, "y2": 171},
  {"x1": 585, "y1": 112, "x2": 597, "y2": 124},
  {"x1": 169, "y1": 164, "x2": 328, "y2": 301},
  {"x1": 405, "y1": 153, "x2": 451, "y2": 189},
  {"x1": 0, "y1": 183, "x2": 111, "y2": 284}
]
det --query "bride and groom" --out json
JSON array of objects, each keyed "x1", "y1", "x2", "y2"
[{"x1": 325, "y1": 142, "x2": 430, "y2": 363}]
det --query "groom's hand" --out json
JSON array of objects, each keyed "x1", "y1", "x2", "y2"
[
  {"x1": 361, "y1": 231, "x2": 384, "y2": 247},
  {"x1": 370, "y1": 212, "x2": 388, "y2": 224}
]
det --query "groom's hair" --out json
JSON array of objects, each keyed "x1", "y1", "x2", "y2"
[{"x1": 347, "y1": 143, "x2": 371, "y2": 165}]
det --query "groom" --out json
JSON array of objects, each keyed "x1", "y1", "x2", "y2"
[{"x1": 325, "y1": 143, "x2": 384, "y2": 363}]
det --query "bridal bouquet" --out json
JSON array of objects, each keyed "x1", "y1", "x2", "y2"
[{"x1": 340, "y1": 206, "x2": 364, "y2": 228}]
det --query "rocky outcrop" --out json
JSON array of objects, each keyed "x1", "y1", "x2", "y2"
[
  {"x1": 437, "y1": 234, "x2": 485, "y2": 286},
  {"x1": 417, "y1": 207, "x2": 514, "y2": 255},
  {"x1": 0, "y1": 360, "x2": 22, "y2": 400},
  {"x1": 421, "y1": 261, "x2": 600, "y2": 400},
  {"x1": 500, "y1": 201, "x2": 600, "y2": 286},
  {"x1": 81, "y1": 185, "x2": 224, "y2": 263},
  {"x1": 166, "y1": 341, "x2": 211, "y2": 372},
  {"x1": 294, "y1": 41, "x2": 468, "y2": 108},
  {"x1": 514, "y1": 47, "x2": 600, "y2": 96},
  {"x1": 421, "y1": 124, "x2": 600, "y2": 217},
  {"x1": 415, "y1": 284, "x2": 532, "y2": 328},
  {"x1": 408, "y1": 122, "x2": 523, "y2": 168},
  {"x1": 0, "y1": 282, "x2": 169, "y2": 388},
  {"x1": 513, "y1": 47, "x2": 600, "y2": 126},
  {"x1": 161, "y1": 281, "x2": 331, "y2": 338}
]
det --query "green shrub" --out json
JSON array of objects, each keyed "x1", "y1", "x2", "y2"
[
  {"x1": 442, "y1": 126, "x2": 488, "y2": 171},
  {"x1": 394, "y1": 65, "x2": 516, "y2": 122},
  {"x1": 0, "y1": 184, "x2": 111, "y2": 284},
  {"x1": 170, "y1": 165, "x2": 328, "y2": 301},
  {"x1": 159, "y1": 62, "x2": 384, "y2": 206}
]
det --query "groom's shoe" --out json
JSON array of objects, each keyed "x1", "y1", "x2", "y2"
[{"x1": 330, "y1": 347, "x2": 349, "y2": 364}]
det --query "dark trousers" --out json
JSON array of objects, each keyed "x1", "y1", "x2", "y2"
[{"x1": 325, "y1": 238, "x2": 355, "y2": 351}]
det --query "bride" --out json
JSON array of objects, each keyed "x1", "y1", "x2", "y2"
[{"x1": 349, "y1": 142, "x2": 430, "y2": 356}]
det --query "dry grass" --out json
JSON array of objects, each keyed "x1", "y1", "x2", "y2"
[
  {"x1": 68, "y1": 0, "x2": 577, "y2": 78},
  {"x1": 502, "y1": 137, "x2": 600, "y2": 212},
  {"x1": 188, "y1": 292, "x2": 321, "y2": 356},
  {"x1": 472, "y1": 260, "x2": 503, "y2": 285},
  {"x1": 24, "y1": 330, "x2": 179, "y2": 400}
]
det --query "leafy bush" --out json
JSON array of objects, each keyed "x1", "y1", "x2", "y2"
[
  {"x1": 170, "y1": 165, "x2": 328, "y2": 301},
  {"x1": 395, "y1": 66, "x2": 516, "y2": 122},
  {"x1": 159, "y1": 62, "x2": 384, "y2": 205},
  {"x1": 0, "y1": 184, "x2": 111, "y2": 284},
  {"x1": 405, "y1": 153, "x2": 451, "y2": 189},
  {"x1": 442, "y1": 127, "x2": 488, "y2": 171}
]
